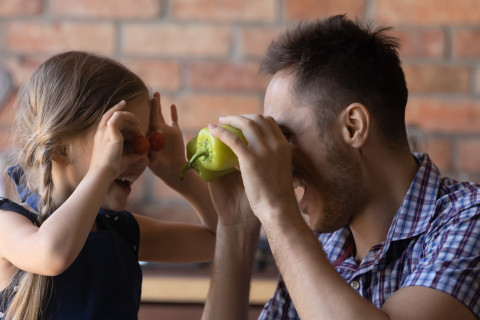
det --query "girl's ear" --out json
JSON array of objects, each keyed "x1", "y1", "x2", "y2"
[
  {"x1": 341, "y1": 102, "x2": 369, "y2": 149},
  {"x1": 52, "y1": 144, "x2": 69, "y2": 166}
]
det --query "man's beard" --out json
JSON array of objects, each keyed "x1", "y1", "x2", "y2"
[{"x1": 312, "y1": 136, "x2": 364, "y2": 233}]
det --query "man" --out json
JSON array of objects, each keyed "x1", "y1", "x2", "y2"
[{"x1": 202, "y1": 15, "x2": 480, "y2": 319}]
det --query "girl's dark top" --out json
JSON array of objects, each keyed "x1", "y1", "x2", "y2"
[{"x1": 0, "y1": 166, "x2": 142, "y2": 319}]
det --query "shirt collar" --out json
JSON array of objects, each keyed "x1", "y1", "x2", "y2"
[
  {"x1": 387, "y1": 152, "x2": 440, "y2": 241},
  {"x1": 321, "y1": 152, "x2": 441, "y2": 266}
]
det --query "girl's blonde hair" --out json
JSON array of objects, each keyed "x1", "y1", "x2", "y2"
[{"x1": 6, "y1": 51, "x2": 148, "y2": 320}]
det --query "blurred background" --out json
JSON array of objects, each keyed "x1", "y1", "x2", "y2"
[{"x1": 1, "y1": 0, "x2": 480, "y2": 319}]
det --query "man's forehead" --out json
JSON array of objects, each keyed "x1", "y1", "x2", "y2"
[{"x1": 263, "y1": 74, "x2": 293, "y2": 114}]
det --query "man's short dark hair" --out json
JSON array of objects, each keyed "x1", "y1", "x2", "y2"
[{"x1": 261, "y1": 15, "x2": 409, "y2": 146}]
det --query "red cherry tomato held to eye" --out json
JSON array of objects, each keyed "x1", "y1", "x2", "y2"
[
  {"x1": 149, "y1": 132, "x2": 165, "y2": 151},
  {"x1": 131, "y1": 136, "x2": 150, "y2": 154}
]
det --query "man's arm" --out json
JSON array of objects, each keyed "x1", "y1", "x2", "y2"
[
  {"x1": 261, "y1": 205, "x2": 390, "y2": 320},
  {"x1": 262, "y1": 210, "x2": 473, "y2": 319},
  {"x1": 207, "y1": 116, "x2": 478, "y2": 320},
  {"x1": 202, "y1": 220, "x2": 260, "y2": 320},
  {"x1": 202, "y1": 171, "x2": 261, "y2": 320}
]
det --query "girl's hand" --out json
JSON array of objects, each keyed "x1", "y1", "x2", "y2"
[
  {"x1": 89, "y1": 101, "x2": 146, "y2": 181},
  {"x1": 147, "y1": 92, "x2": 187, "y2": 189}
]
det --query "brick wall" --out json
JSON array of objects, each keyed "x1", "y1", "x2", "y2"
[{"x1": 0, "y1": 0, "x2": 479, "y2": 222}]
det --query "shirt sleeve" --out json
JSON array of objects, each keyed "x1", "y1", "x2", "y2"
[
  {"x1": 259, "y1": 278, "x2": 300, "y2": 320},
  {"x1": 402, "y1": 204, "x2": 480, "y2": 317}
]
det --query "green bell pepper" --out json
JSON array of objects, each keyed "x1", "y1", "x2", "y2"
[
  {"x1": 189, "y1": 124, "x2": 247, "y2": 171},
  {"x1": 180, "y1": 136, "x2": 236, "y2": 181}
]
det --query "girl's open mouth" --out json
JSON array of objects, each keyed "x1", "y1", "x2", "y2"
[{"x1": 114, "y1": 174, "x2": 137, "y2": 193}]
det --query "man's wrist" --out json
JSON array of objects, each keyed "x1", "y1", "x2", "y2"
[{"x1": 256, "y1": 198, "x2": 302, "y2": 232}]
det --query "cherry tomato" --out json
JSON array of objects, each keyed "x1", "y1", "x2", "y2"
[
  {"x1": 131, "y1": 136, "x2": 150, "y2": 154},
  {"x1": 149, "y1": 132, "x2": 165, "y2": 151}
]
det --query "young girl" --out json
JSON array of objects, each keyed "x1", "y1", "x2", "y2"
[{"x1": 0, "y1": 51, "x2": 217, "y2": 320}]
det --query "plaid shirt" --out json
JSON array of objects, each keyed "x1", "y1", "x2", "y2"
[{"x1": 259, "y1": 153, "x2": 480, "y2": 319}]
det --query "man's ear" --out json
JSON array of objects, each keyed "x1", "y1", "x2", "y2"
[
  {"x1": 52, "y1": 144, "x2": 69, "y2": 166},
  {"x1": 341, "y1": 102, "x2": 369, "y2": 149}
]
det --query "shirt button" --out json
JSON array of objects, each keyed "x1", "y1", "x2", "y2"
[{"x1": 350, "y1": 281, "x2": 360, "y2": 290}]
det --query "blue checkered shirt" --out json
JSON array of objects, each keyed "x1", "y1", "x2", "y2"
[{"x1": 259, "y1": 153, "x2": 480, "y2": 319}]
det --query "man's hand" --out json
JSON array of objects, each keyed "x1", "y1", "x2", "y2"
[{"x1": 208, "y1": 115, "x2": 298, "y2": 224}]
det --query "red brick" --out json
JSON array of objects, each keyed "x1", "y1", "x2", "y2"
[
  {"x1": 7, "y1": 22, "x2": 115, "y2": 54},
  {"x1": 391, "y1": 28, "x2": 445, "y2": 58},
  {"x1": 466, "y1": 174, "x2": 480, "y2": 184},
  {"x1": 0, "y1": 92, "x2": 16, "y2": 127},
  {"x1": 0, "y1": 127, "x2": 14, "y2": 153},
  {"x1": 0, "y1": 0, "x2": 42, "y2": 16},
  {"x1": 476, "y1": 68, "x2": 480, "y2": 95},
  {"x1": 406, "y1": 98, "x2": 480, "y2": 133},
  {"x1": 374, "y1": 0, "x2": 480, "y2": 25},
  {"x1": 452, "y1": 28, "x2": 480, "y2": 58},
  {"x1": 173, "y1": 94, "x2": 262, "y2": 131},
  {"x1": 421, "y1": 137, "x2": 453, "y2": 172},
  {"x1": 285, "y1": 0, "x2": 366, "y2": 20},
  {"x1": 172, "y1": 0, "x2": 275, "y2": 22},
  {"x1": 188, "y1": 62, "x2": 269, "y2": 92},
  {"x1": 51, "y1": 0, "x2": 161, "y2": 18},
  {"x1": 3, "y1": 56, "x2": 43, "y2": 86},
  {"x1": 0, "y1": 93, "x2": 16, "y2": 154},
  {"x1": 403, "y1": 64, "x2": 470, "y2": 94},
  {"x1": 123, "y1": 60, "x2": 181, "y2": 92},
  {"x1": 240, "y1": 27, "x2": 283, "y2": 58},
  {"x1": 458, "y1": 140, "x2": 480, "y2": 173},
  {"x1": 123, "y1": 24, "x2": 232, "y2": 58}
]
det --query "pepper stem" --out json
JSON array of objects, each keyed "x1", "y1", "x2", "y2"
[
  {"x1": 180, "y1": 143, "x2": 209, "y2": 181},
  {"x1": 179, "y1": 162, "x2": 191, "y2": 181},
  {"x1": 188, "y1": 143, "x2": 209, "y2": 168}
]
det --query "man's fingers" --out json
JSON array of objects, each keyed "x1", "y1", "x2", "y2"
[
  {"x1": 208, "y1": 123, "x2": 249, "y2": 156},
  {"x1": 216, "y1": 114, "x2": 286, "y2": 150}
]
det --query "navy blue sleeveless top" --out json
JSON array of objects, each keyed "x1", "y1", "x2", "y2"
[{"x1": 0, "y1": 166, "x2": 142, "y2": 319}]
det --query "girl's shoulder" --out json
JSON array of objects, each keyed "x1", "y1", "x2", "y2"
[{"x1": 0, "y1": 197, "x2": 38, "y2": 226}]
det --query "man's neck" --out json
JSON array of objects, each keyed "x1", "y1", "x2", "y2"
[{"x1": 349, "y1": 149, "x2": 419, "y2": 262}]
